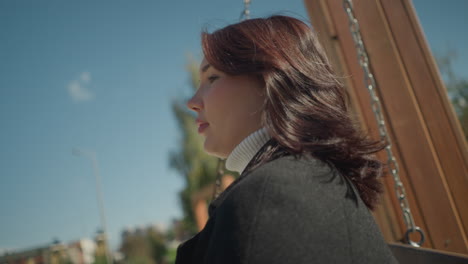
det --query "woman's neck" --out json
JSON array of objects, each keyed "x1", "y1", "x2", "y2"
[{"x1": 225, "y1": 127, "x2": 271, "y2": 174}]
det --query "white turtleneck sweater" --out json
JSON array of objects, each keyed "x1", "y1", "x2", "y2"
[{"x1": 225, "y1": 127, "x2": 271, "y2": 175}]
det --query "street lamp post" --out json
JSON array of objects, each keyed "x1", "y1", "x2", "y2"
[{"x1": 72, "y1": 148, "x2": 112, "y2": 264}]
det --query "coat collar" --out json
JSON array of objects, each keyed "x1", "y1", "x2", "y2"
[{"x1": 225, "y1": 127, "x2": 271, "y2": 175}]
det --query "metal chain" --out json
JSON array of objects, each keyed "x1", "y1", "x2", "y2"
[
  {"x1": 240, "y1": 0, "x2": 251, "y2": 21},
  {"x1": 212, "y1": 159, "x2": 225, "y2": 200},
  {"x1": 342, "y1": 0, "x2": 424, "y2": 247}
]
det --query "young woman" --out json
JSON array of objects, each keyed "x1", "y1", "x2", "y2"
[{"x1": 177, "y1": 15, "x2": 397, "y2": 263}]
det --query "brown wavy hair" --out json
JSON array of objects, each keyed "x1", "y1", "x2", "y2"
[{"x1": 201, "y1": 15, "x2": 387, "y2": 210}]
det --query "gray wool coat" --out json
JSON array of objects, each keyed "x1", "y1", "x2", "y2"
[{"x1": 175, "y1": 154, "x2": 398, "y2": 263}]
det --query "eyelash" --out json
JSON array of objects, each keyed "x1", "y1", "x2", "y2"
[{"x1": 208, "y1": 75, "x2": 219, "y2": 83}]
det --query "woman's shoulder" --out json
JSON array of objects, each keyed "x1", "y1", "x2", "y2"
[
  {"x1": 247, "y1": 154, "x2": 336, "y2": 184},
  {"x1": 237, "y1": 155, "x2": 344, "y2": 198},
  {"x1": 218, "y1": 154, "x2": 352, "y2": 214},
  {"x1": 212, "y1": 155, "x2": 396, "y2": 263}
]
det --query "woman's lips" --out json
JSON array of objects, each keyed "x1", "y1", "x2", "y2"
[{"x1": 198, "y1": 123, "x2": 209, "y2": 134}]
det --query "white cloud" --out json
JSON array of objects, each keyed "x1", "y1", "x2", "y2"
[
  {"x1": 80, "y1": 71, "x2": 91, "y2": 83},
  {"x1": 67, "y1": 72, "x2": 95, "y2": 102}
]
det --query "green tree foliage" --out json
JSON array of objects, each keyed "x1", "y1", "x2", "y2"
[
  {"x1": 93, "y1": 255, "x2": 108, "y2": 264},
  {"x1": 436, "y1": 49, "x2": 468, "y2": 139},
  {"x1": 169, "y1": 57, "x2": 219, "y2": 236},
  {"x1": 119, "y1": 227, "x2": 167, "y2": 264},
  {"x1": 147, "y1": 227, "x2": 168, "y2": 263}
]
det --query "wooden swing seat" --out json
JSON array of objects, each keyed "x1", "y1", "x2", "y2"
[{"x1": 389, "y1": 243, "x2": 468, "y2": 264}]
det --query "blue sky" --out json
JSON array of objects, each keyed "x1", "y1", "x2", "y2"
[{"x1": 0, "y1": 0, "x2": 466, "y2": 252}]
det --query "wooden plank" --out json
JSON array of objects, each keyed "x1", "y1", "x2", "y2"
[
  {"x1": 304, "y1": 0, "x2": 405, "y2": 244},
  {"x1": 303, "y1": 0, "x2": 468, "y2": 254},
  {"x1": 404, "y1": 1, "x2": 468, "y2": 159},
  {"x1": 380, "y1": 0, "x2": 468, "y2": 249},
  {"x1": 324, "y1": 0, "x2": 432, "y2": 248},
  {"x1": 350, "y1": 0, "x2": 467, "y2": 253}
]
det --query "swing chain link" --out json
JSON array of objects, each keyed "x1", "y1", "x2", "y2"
[
  {"x1": 342, "y1": 0, "x2": 425, "y2": 247},
  {"x1": 240, "y1": 0, "x2": 251, "y2": 21},
  {"x1": 213, "y1": 159, "x2": 225, "y2": 200}
]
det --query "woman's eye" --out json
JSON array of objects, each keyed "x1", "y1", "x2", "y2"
[{"x1": 208, "y1": 75, "x2": 219, "y2": 83}]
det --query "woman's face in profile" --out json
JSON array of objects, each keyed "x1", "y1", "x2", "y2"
[{"x1": 186, "y1": 58, "x2": 265, "y2": 158}]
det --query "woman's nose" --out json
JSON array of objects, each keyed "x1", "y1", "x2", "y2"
[{"x1": 186, "y1": 93, "x2": 203, "y2": 112}]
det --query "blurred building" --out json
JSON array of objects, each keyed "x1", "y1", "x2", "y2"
[{"x1": 0, "y1": 239, "x2": 96, "y2": 264}]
